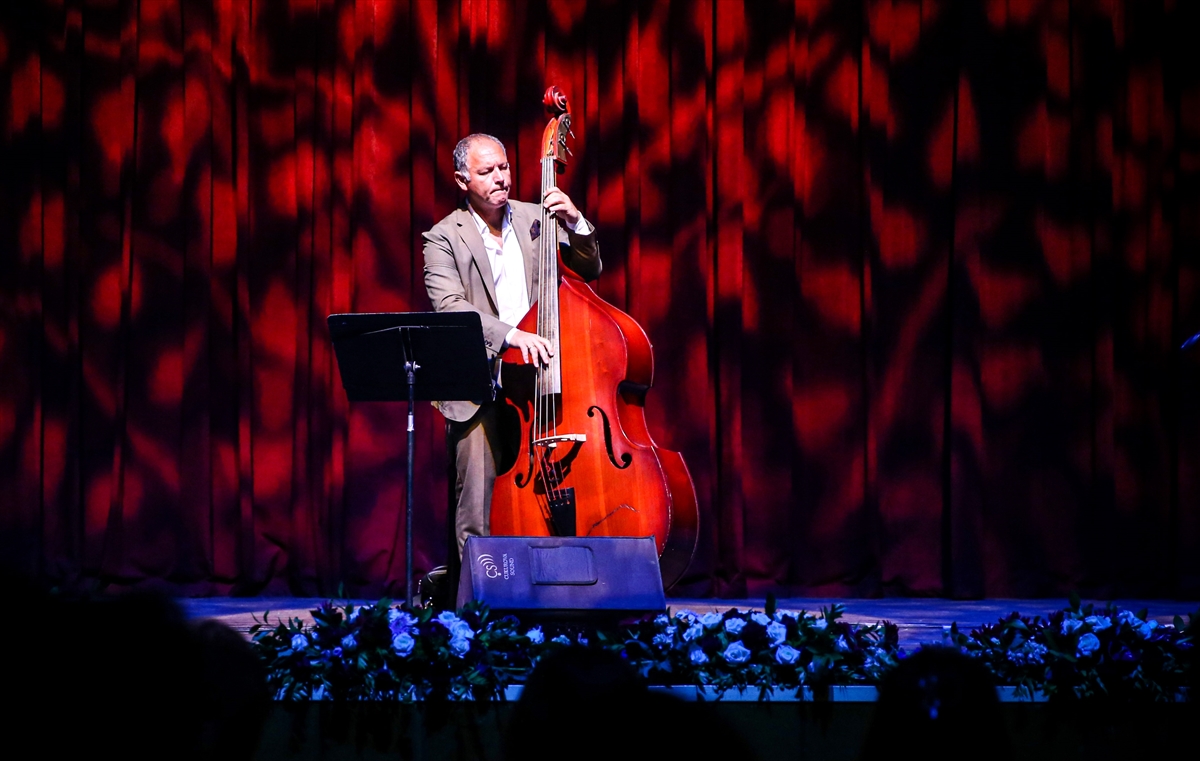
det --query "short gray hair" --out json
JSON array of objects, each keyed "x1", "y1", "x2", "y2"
[{"x1": 453, "y1": 133, "x2": 506, "y2": 173}]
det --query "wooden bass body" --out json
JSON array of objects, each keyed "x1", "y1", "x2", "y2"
[{"x1": 490, "y1": 267, "x2": 699, "y2": 588}]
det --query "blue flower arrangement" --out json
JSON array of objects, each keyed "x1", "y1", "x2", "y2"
[
  {"x1": 250, "y1": 596, "x2": 1196, "y2": 702},
  {"x1": 251, "y1": 600, "x2": 541, "y2": 701},
  {"x1": 942, "y1": 595, "x2": 1197, "y2": 703},
  {"x1": 599, "y1": 601, "x2": 899, "y2": 698},
  {"x1": 250, "y1": 598, "x2": 898, "y2": 701}
]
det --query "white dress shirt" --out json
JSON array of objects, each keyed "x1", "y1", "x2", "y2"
[{"x1": 467, "y1": 204, "x2": 592, "y2": 348}]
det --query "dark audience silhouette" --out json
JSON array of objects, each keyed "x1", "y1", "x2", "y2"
[
  {"x1": 503, "y1": 644, "x2": 752, "y2": 761},
  {"x1": 3, "y1": 565, "x2": 269, "y2": 760},
  {"x1": 859, "y1": 646, "x2": 1011, "y2": 761},
  {"x1": 192, "y1": 617, "x2": 272, "y2": 760}
]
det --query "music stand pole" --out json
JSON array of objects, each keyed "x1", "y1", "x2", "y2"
[
  {"x1": 405, "y1": 358, "x2": 419, "y2": 605},
  {"x1": 328, "y1": 311, "x2": 490, "y2": 608}
]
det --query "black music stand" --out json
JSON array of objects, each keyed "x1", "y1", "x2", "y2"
[{"x1": 328, "y1": 312, "x2": 493, "y2": 604}]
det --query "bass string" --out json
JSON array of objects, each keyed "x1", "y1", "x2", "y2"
[
  {"x1": 536, "y1": 155, "x2": 564, "y2": 513},
  {"x1": 546, "y1": 161, "x2": 568, "y2": 507}
]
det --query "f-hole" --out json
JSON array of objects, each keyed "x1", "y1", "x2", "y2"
[{"x1": 587, "y1": 405, "x2": 633, "y2": 469}]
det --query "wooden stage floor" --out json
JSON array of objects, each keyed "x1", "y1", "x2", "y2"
[{"x1": 181, "y1": 596, "x2": 1198, "y2": 651}]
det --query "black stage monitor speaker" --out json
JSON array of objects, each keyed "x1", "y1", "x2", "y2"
[{"x1": 456, "y1": 536, "x2": 666, "y2": 622}]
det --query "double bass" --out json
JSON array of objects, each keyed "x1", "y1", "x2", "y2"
[{"x1": 490, "y1": 87, "x2": 699, "y2": 587}]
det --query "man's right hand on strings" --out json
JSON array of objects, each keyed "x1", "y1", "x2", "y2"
[{"x1": 507, "y1": 329, "x2": 554, "y2": 366}]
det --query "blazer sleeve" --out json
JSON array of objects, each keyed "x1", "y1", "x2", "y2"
[
  {"x1": 422, "y1": 222, "x2": 513, "y2": 357},
  {"x1": 561, "y1": 221, "x2": 602, "y2": 282}
]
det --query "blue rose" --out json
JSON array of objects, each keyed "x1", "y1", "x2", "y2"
[
  {"x1": 654, "y1": 614, "x2": 669, "y2": 626},
  {"x1": 436, "y1": 611, "x2": 460, "y2": 627},
  {"x1": 683, "y1": 623, "x2": 704, "y2": 642},
  {"x1": 811, "y1": 618, "x2": 828, "y2": 631},
  {"x1": 688, "y1": 645, "x2": 708, "y2": 665},
  {"x1": 290, "y1": 634, "x2": 308, "y2": 651},
  {"x1": 552, "y1": 635, "x2": 571, "y2": 645},
  {"x1": 1084, "y1": 615, "x2": 1111, "y2": 632},
  {"x1": 775, "y1": 645, "x2": 801, "y2": 665},
  {"x1": 449, "y1": 635, "x2": 471, "y2": 657},
  {"x1": 388, "y1": 609, "x2": 416, "y2": 635},
  {"x1": 348, "y1": 608, "x2": 361, "y2": 622},
  {"x1": 1061, "y1": 618, "x2": 1083, "y2": 635},
  {"x1": 835, "y1": 636, "x2": 851, "y2": 653},
  {"x1": 449, "y1": 620, "x2": 475, "y2": 640},
  {"x1": 767, "y1": 621, "x2": 787, "y2": 646},
  {"x1": 723, "y1": 641, "x2": 752, "y2": 664},
  {"x1": 1136, "y1": 621, "x2": 1158, "y2": 639},
  {"x1": 341, "y1": 634, "x2": 357, "y2": 651},
  {"x1": 332, "y1": 647, "x2": 343, "y2": 658},
  {"x1": 526, "y1": 627, "x2": 544, "y2": 645},
  {"x1": 701, "y1": 612, "x2": 723, "y2": 627},
  {"x1": 677, "y1": 610, "x2": 699, "y2": 625},
  {"x1": 1076, "y1": 633, "x2": 1101, "y2": 657},
  {"x1": 724, "y1": 618, "x2": 747, "y2": 635},
  {"x1": 751, "y1": 612, "x2": 771, "y2": 626},
  {"x1": 1021, "y1": 642, "x2": 1048, "y2": 664},
  {"x1": 392, "y1": 632, "x2": 415, "y2": 656},
  {"x1": 652, "y1": 633, "x2": 672, "y2": 648},
  {"x1": 1117, "y1": 610, "x2": 1140, "y2": 627}
]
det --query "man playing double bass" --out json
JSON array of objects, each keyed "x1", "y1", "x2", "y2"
[{"x1": 422, "y1": 133, "x2": 602, "y2": 564}]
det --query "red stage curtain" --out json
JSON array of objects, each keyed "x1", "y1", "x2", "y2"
[{"x1": 1, "y1": 0, "x2": 1198, "y2": 599}]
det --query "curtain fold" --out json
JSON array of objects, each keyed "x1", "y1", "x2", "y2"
[{"x1": 1, "y1": 0, "x2": 1197, "y2": 598}]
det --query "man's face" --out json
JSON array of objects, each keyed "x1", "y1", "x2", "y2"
[{"x1": 456, "y1": 139, "x2": 511, "y2": 214}]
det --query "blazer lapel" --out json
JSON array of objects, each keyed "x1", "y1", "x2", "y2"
[{"x1": 455, "y1": 207, "x2": 499, "y2": 311}]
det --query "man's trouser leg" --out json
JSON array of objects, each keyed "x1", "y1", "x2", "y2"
[
  {"x1": 447, "y1": 403, "x2": 502, "y2": 559},
  {"x1": 443, "y1": 398, "x2": 516, "y2": 609}
]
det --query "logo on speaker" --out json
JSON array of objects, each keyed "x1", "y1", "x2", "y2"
[{"x1": 477, "y1": 553, "x2": 501, "y2": 579}]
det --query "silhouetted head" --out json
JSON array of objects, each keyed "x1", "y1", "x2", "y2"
[
  {"x1": 860, "y1": 646, "x2": 1010, "y2": 761},
  {"x1": 191, "y1": 618, "x2": 271, "y2": 761},
  {"x1": 503, "y1": 646, "x2": 750, "y2": 761},
  {"x1": 504, "y1": 645, "x2": 646, "y2": 761},
  {"x1": 3, "y1": 586, "x2": 207, "y2": 759}
]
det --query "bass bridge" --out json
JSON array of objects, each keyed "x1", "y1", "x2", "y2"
[{"x1": 532, "y1": 433, "x2": 587, "y2": 448}]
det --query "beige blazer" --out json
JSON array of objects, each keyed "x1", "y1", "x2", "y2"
[{"x1": 422, "y1": 200, "x2": 601, "y2": 422}]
